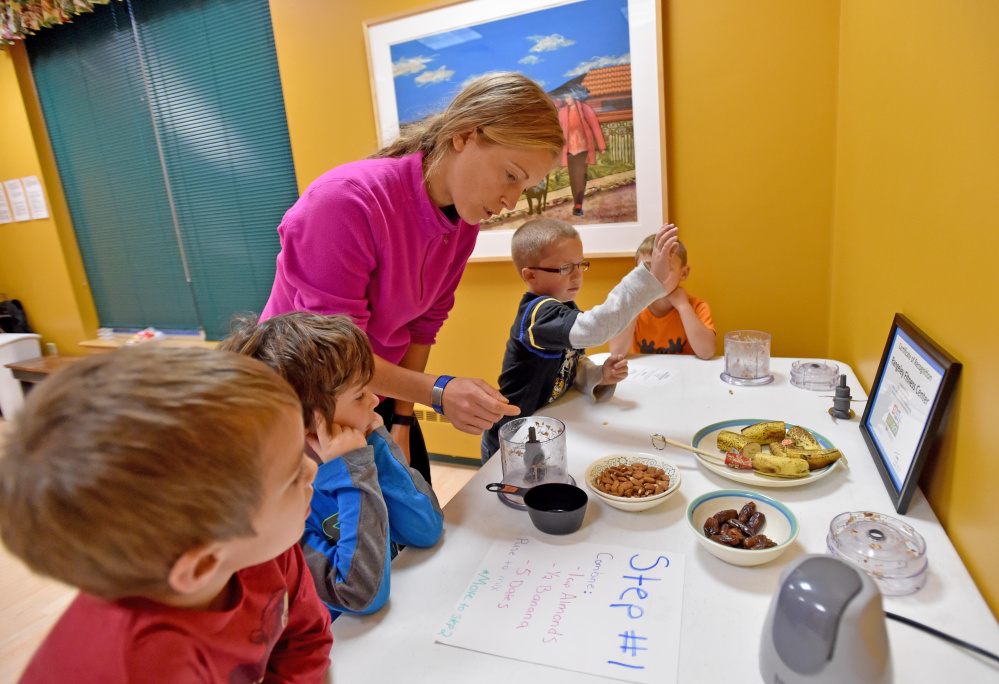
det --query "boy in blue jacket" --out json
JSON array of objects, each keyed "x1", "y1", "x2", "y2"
[{"x1": 220, "y1": 312, "x2": 443, "y2": 619}]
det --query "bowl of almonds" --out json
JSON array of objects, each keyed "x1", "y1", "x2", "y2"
[{"x1": 584, "y1": 453, "x2": 681, "y2": 511}]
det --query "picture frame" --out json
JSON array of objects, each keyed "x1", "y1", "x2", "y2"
[
  {"x1": 859, "y1": 313, "x2": 961, "y2": 514},
  {"x1": 364, "y1": 0, "x2": 666, "y2": 261}
]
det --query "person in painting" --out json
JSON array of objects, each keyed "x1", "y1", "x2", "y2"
[
  {"x1": 261, "y1": 72, "x2": 565, "y2": 484},
  {"x1": 558, "y1": 85, "x2": 607, "y2": 217}
]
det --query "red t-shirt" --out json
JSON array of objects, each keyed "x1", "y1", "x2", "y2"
[
  {"x1": 19, "y1": 545, "x2": 332, "y2": 684},
  {"x1": 630, "y1": 295, "x2": 715, "y2": 355}
]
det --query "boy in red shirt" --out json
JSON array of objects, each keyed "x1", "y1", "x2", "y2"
[
  {"x1": 0, "y1": 347, "x2": 333, "y2": 683},
  {"x1": 610, "y1": 236, "x2": 716, "y2": 359}
]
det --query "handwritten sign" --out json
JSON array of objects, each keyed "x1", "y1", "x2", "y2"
[
  {"x1": 435, "y1": 538, "x2": 685, "y2": 683},
  {"x1": 588, "y1": 354, "x2": 675, "y2": 388},
  {"x1": 622, "y1": 364, "x2": 674, "y2": 388}
]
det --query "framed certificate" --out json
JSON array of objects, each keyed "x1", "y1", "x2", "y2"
[{"x1": 860, "y1": 314, "x2": 961, "y2": 514}]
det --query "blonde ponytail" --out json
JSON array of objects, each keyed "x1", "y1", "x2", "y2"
[{"x1": 371, "y1": 72, "x2": 564, "y2": 180}]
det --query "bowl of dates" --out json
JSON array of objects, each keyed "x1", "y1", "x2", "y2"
[{"x1": 686, "y1": 489, "x2": 798, "y2": 566}]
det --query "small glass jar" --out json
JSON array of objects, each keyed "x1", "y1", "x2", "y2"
[
  {"x1": 497, "y1": 416, "x2": 568, "y2": 508},
  {"x1": 790, "y1": 360, "x2": 840, "y2": 391},
  {"x1": 721, "y1": 330, "x2": 773, "y2": 386}
]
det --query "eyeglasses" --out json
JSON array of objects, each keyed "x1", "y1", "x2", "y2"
[{"x1": 528, "y1": 261, "x2": 590, "y2": 276}]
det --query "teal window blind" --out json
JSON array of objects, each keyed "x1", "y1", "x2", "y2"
[{"x1": 27, "y1": 0, "x2": 297, "y2": 339}]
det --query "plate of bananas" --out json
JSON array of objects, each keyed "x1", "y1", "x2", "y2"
[{"x1": 688, "y1": 419, "x2": 847, "y2": 488}]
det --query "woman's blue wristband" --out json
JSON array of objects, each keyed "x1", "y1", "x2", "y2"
[{"x1": 431, "y1": 375, "x2": 454, "y2": 415}]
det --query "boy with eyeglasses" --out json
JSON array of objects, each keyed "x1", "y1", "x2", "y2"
[{"x1": 481, "y1": 218, "x2": 681, "y2": 462}]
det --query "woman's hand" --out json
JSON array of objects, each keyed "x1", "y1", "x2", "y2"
[{"x1": 441, "y1": 377, "x2": 520, "y2": 434}]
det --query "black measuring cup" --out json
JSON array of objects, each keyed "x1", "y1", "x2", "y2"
[{"x1": 486, "y1": 482, "x2": 588, "y2": 535}]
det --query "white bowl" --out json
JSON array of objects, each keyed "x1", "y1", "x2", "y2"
[
  {"x1": 686, "y1": 489, "x2": 798, "y2": 566},
  {"x1": 584, "y1": 453, "x2": 681, "y2": 512}
]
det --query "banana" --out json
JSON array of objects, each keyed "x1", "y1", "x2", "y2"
[
  {"x1": 768, "y1": 440, "x2": 788, "y2": 457},
  {"x1": 786, "y1": 425, "x2": 822, "y2": 450},
  {"x1": 718, "y1": 430, "x2": 754, "y2": 453},
  {"x1": 752, "y1": 453, "x2": 810, "y2": 478},
  {"x1": 782, "y1": 446, "x2": 844, "y2": 470},
  {"x1": 741, "y1": 421, "x2": 786, "y2": 443}
]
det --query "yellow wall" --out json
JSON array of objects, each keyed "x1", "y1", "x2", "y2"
[
  {"x1": 0, "y1": 45, "x2": 95, "y2": 354},
  {"x1": 664, "y1": 1, "x2": 840, "y2": 358},
  {"x1": 3, "y1": 0, "x2": 995, "y2": 612},
  {"x1": 830, "y1": 0, "x2": 999, "y2": 612}
]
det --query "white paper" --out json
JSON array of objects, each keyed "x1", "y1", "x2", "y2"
[
  {"x1": 622, "y1": 364, "x2": 675, "y2": 387},
  {"x1": 2, "y1": 179, "x2": 31, "y2": 222},
  {"x1": 436, "y1": 538, "x2": 685, "y2": 684},
  {"x1": 20, "y1": 176, "x2": 49, "y2": 219},
  {"x1": 0, "y1": 186, "x2": 13, "y2": 224}
]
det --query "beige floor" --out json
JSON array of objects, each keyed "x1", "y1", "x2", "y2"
[{"x1": 0, "y1": 415, "x2": 477, "y2": 683}]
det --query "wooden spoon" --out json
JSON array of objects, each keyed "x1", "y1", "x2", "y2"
[{"x1": 650, "y1": 434, "x2": 761, "y2": 466}]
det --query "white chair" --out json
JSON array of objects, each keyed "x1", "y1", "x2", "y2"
[{"x1": 0, "y1": 333, "x2": 42, "y2": 419}]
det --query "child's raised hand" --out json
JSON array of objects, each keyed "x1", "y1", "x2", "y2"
[
  {"x1": 600, "y1": 354, "x2": 629, "y2": 386},
  {"x1": 648, "y1": 223, "x2": 680, "y2": 293},
  {"x1": 308, "y1": 418, "x2": 368, "y2": 464}
]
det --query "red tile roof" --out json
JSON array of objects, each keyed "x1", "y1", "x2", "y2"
[{"x1": 581, "y1": 65, "x2": 632, "y2": 96}]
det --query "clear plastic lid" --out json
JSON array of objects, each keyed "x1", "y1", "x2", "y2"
[
  {"x1": 826, "y1": 511, "x2": 927, "y2": 595},
  {"x1": 790, "y1": 360, "x2": 840, "y2": 391}
]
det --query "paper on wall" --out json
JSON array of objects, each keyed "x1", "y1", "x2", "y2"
[
  {"x1": 436, "y1": 537, "x2": 685, "y2": 683},
  {"x1": 2, "y1": 179, "x2": 30, "y2": 222},
  {"x1": 21, "y1": 176, "x2": 49, "y2": 220},
  {"x1": 0, "y1": 185, "x2": 12, "y2": 224}
]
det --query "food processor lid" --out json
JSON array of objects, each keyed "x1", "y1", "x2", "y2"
[
  {"x1": 791, "y1": 360, "x2": 841, "y2": 391},
  {"x1": 827, "y1": 511, "x2": 927, "y2": 578}
]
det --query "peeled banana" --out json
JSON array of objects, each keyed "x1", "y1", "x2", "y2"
[
  {"x1": 710, "y1": 421, "x2": 844, "y2": 475},
  {"x1": 752, "y1": 453, "x2": 810, "y2": 478},
  {"x1": 717, "y1": 430, "x2": 754, "y2": 453},
  {"x1": 786, "y1": 425, "x2": 821, "y2": 450},
  {"x1": 782, "y1": 446, "x2": 844, "y2": 470},
  {"x1": 741, "y1": 421, "x2": 787, "y2": 443},
  {"x1": 768, "y1": 440, "x2": 788, "y2": 458}
]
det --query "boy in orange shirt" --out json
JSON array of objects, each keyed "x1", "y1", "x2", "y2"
[
  {"x1": 0, "y1": 347, "x2": 333, "y2": 683},
  {"x1": 610, "y1": 235, "x2": 716, "y2": 359}
]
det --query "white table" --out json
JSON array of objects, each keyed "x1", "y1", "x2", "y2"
[{"x1": 330, "y1": 356, "x2": 999, "y2": 682}]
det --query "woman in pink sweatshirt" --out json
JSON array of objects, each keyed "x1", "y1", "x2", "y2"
[{"x1": 262, "y1": 73, "x2": 564, "y2": 481}]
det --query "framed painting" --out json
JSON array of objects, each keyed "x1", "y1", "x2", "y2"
[
  {"x1": 364, "y1": 0, "x2": 666, "y2": 260},
  {"x1": 859, "y1": 314, "x2": 962, "y2": 514}
]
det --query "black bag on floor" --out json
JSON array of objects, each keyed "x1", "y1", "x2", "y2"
[{"x1": 0, "y1": 299, "x2": 33, "y2": 334}]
